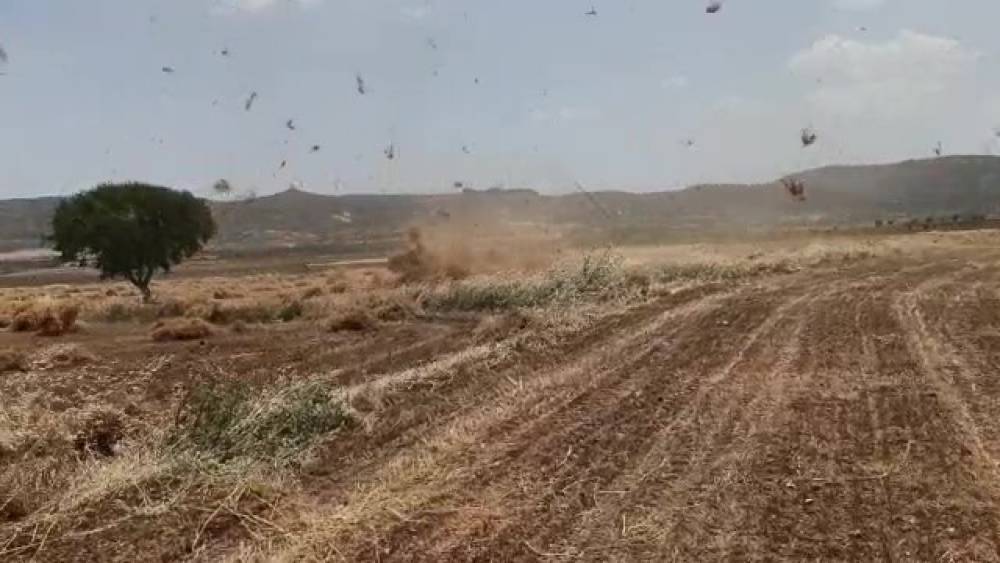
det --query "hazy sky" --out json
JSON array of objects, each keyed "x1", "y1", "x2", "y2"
[{"x1": 2, "y1": 0, "x2": 1000, "y2": 198}]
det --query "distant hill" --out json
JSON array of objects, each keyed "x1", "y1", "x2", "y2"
[
  {"x1": 3, "y1": 156, "x2": 1000, "y2": 252},
  {"x1": 0, "y1": 196, "x2": 62, "y2": 252}
]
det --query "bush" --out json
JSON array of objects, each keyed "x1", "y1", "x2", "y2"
[
  {"x1": 152, "y1": 318, "x2": 213, "y2": 342},
  {"x1": 32, "y1": 343, "x2": 96, "y2": 370},
  {"x1": 301, "y1": 287, "x2": 324, "y2": 300},
  {"x1": 277, "y1": 300, "x2": 304, "y2": 322},
  {"x1": 426, "y1": 252, "x2": 630, "y2": 312},
  {"x1": 212, "y1": 289, "x2": 241, "y2": 300},
  {"x1": 653, "y1": 261, "x2": 797, "y2": 284},
  {"x1": 157, "y1": 299, "x2": 187, "y2": 318},
  {"x1": 72, "y1": 408, "x2": 125, "y2": 457},
  {"x1": 169, "y1": 380, "x2": 350, "y2": 464},
  {"x1": 474, "y1": 311, "x2": 532, "y2": 341},
  {"x1": 0, "y1": 348, "x2": 28, "y2": 373},
  {"x1": 9, "y1": 302, "x2": 79, "y2": 335},
  {"x1": 10, "y1": 310, "x2": 38, "y2": 332},
  {"x1": 100, "y1": 301, "x2": 153, "y2": 323},
  {"x1": 326, "y1": 308, "x2": 377, "y2": 332}
]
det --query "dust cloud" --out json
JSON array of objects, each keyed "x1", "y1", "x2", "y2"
[{"x1": 388, "y1": 219, "x2": 564, "y2": 282}]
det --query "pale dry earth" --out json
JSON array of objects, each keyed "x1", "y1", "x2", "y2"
[{"x1": 4, "y1": 235, "x2": 1000, "y2": 561}]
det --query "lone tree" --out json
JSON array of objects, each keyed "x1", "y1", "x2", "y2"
[{"x1": 50, "y1": 182, "x2": 216, "y2": 302}]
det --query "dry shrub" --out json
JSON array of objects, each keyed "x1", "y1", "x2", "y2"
[
  {"x1": 213, "y1": 289, "x2": 242, "y2": 300},
  {"x1": 169, "y1": 380, "x2": 350, "y2": 463},
  {"x1": 0, "y1": 494, "x2": 28, "y2": 522},
  {"x1": 367, "y1": 293, "x2": 421, "y2": 321},
  {"x1": 301, "y1": 286, "x2": 324, "y2": 300},
  {"x1": 277, "y1": 300, "x2": 304, "y2": 322},
  {"x1": 32, "y1": 344, "x2": 96, "y2": 370},
  {"x1": 99, "y1": 301, "x2": 154, "y2": 323},
  {"x1": 72, "y1": 408, "x2": 125, "y2": 457},
  {"x1": 231, "y1": 320, "x2": 250, "y2": 334},
  {"x1": 191, "y1": 300, "x2": 276, "y2": 325},
  {"x1": 152, "y1": 318, "x2": 213, "y2": 342},
  {"x1": 157, "y1": 299, "x2": 187, "y2": 318},
  {"x1": 388, "y1": 228, "x2": 470, "y2": 283},
  {"x1": 11, "y1": 309, "x2": 38, "y2": 332},
  {"x1": 10, "y1": 301, "x2": 79, "y2": 336},
  {"x1": 328, "y1": 280, "x2": 349, "y2": 294},
  {"x1": 0, "y1": 348, "x2": 28, "y2": 373},
  {"x1": 474, "y1": 311, "x2": 532, "y2": 341},
  {"x1": 427, "y1": 253, "x2": 628, "y2": 312},
  {"x1": 58, "y1": 304, "x2": 79, "y2": 330},
  {"x1": 0, "y1": 315, "x2": 10, "y2": 329},
  {"x1": 326, "y1": 309, "x2": 377, "y2": 333}
]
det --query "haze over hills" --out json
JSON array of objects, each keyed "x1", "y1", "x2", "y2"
[{"x1": 2, "y1": 156, "x2": 1000, "y2": 253}]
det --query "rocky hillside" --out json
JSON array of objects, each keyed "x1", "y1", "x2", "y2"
[{"x1": 3, "y1": 156, "x2": 1000, "y2": 251}]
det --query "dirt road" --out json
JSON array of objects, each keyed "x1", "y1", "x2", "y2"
[{"x1": 274, "y1": 249, "x2": 1000, "y2": 562}]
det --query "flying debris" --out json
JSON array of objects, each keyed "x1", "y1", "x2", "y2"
[
  {"x1": 994, "y1": 127, "x2": 1000, "y2": 138},
  {"x1": 244, "y1": 91, "x2": 258, "y2": 111},
  {"x1": 781, "y1": 178, "x2": 806, "y2": 201},
  {"x1": 934, "y1": 142, "x2": 943, "y2": 157},
  {"x1": 585, "y1": 7, "x2": 597, "y2": 16},
  {"x1": 161, "y1": 66, "x2": 175, "y2": 74},
  {"x1": 384, "y1": 143, "x2": 396, "y2": 160},
  {"x1": 706, "y1": 1, "x2": 722, "y2": 14},
  {"x1": 355, "y1": 73, "x2": 366, "y2": 95},
  {"x1": 462, "y1": 145, "x2": 470, "y2": 154},
  {"x1": 426, "y1": 38, "x2": 438, "y2": 50},
  {"x1": 574, "y1": 182, "x2": 614, "y2": 221},
  {"x1": 212, "y1": 179, "x2": 233, "y2": 195},
  {"x1": 0, "y1": 44, "x2": 8, "y2": 64},
  {"x1": 474, "y1": 77, "x2": 480, "y2": 85},
  {"x1": 800, "y1": 127, "x2": 818, "y2": 147},
  {"x1": 286, "y1": 119, "x2": 296, "y2": 131},
  {"x1": 453, "y1": 181, "x2": 464, "y2": 189},
  {"x1": 220, "y1": 48, "x2": 229, "y2": 57},
  {"x1": 682, "y1": 138, "x2": 696, "y2": 148},
  {"x1": 279, "y1": 160, "x2": 287, "y2": 170},
  {"x1": 857, "y1": 26, "x2": 868, "y2": 32},
  {"x1": 310, "y1": 145, "x2": 321, "y2": 153}
]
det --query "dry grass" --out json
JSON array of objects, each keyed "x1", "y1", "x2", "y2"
[
  {"x1": 31, "y1": 343, "x2": 96, "y2": 370},
  {"x1": 0, "y1": 348, "x2": 28, "y2": 373},
  {"x1": 326, "y1": 308, "x2": 377, "y2": 333},
  {"x1": 151, "y1": 318, "x2": 213, "y2": 342},
  {"x1": 424, "y1": 252, "x2": 639, "y2": 312},
  {"x1": 7, "y1": 300, "x2": 79, "y2": 336},
  {"x1": 71, "y1": 407, "x2": 125, "y2": 457},
  {"x1": 3, "y1": 231, "x2": 988, "y2": 560}
]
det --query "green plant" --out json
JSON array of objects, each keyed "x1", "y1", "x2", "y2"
[
  {"x1": 426, "y1": 252, "x2": 631, "y2": 312},
  {"x1": 50, "y1": 182, "x2": 216, "y2": 302},
  {"x1": 169, "y1": 380, "x2": 350, "y2": 464},
  {"x1": 277, "y1": 300, "x2": 304, "y2": 322}
]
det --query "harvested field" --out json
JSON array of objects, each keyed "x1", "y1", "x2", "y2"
[{"x1": 4, "y1": 232, "x2": 1000, "y2": 561}]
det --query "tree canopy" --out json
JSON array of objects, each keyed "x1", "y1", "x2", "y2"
[{"x1": 50, "y1": 182, "x2": 216, "y2": 301}]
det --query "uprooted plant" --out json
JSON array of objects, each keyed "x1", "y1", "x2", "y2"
[{"x1": 169, "y1": 379, "x2": 352, "y2": 465}]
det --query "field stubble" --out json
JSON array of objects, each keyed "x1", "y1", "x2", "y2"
[{"x1": 3, "y1": 230, "x2": 1000, "y2": 560}]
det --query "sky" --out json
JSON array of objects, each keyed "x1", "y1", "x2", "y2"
[{"x1": 2, "y1": 0, "x2": 1000, "y2": 199}]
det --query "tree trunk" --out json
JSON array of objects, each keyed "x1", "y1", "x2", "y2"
[{"x1": 139, "y1": 282, "x2": 152, "y2": 304}]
